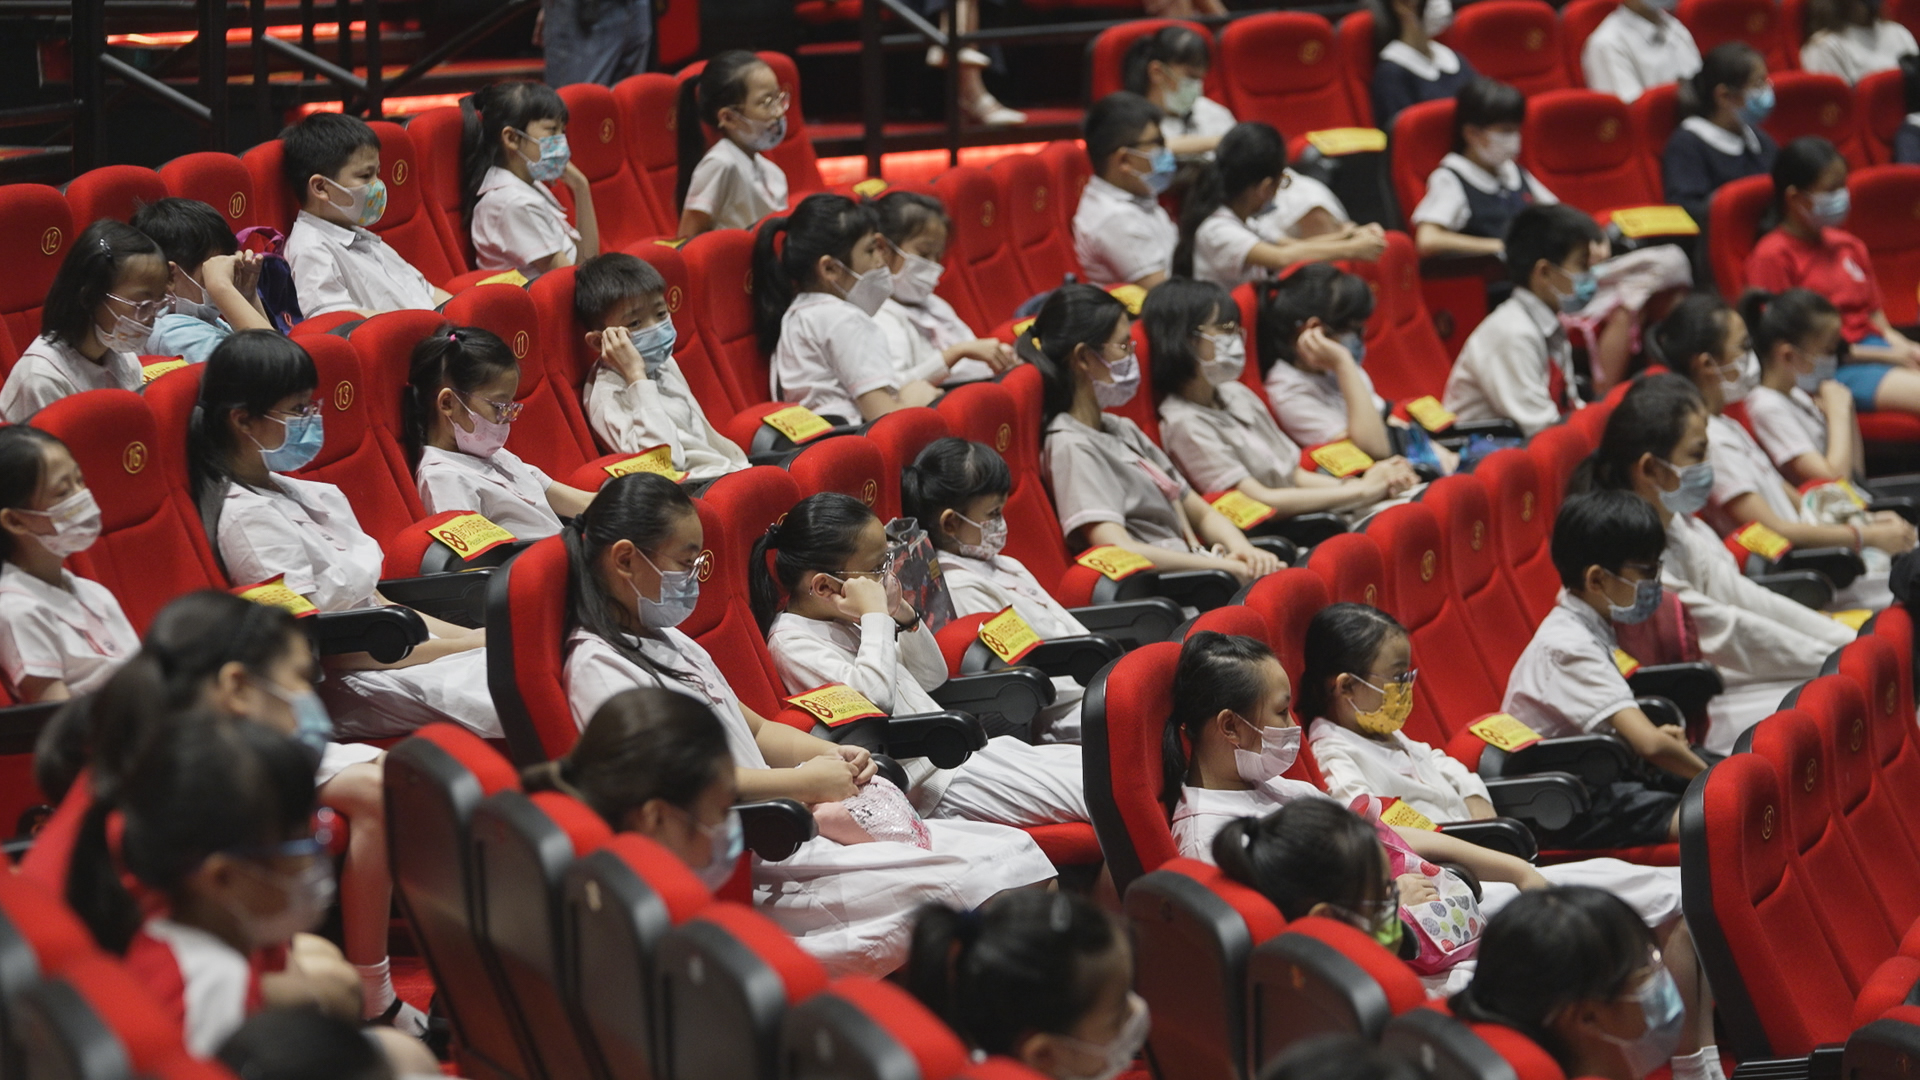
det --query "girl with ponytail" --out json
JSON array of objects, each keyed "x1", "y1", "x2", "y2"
[
  {"x1": 675, "y1": 50, "x2": 791, "y2": 238},
  {"x1": 1661, "y1": 44, "x2": 1775, "y2": 228},
  {"x1": 459, "y1": 80, "x2": 598, "y2": 277}
]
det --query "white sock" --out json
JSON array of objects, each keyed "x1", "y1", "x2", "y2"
[
  {"x1": 355, "y1": 958, "x2": 397, "y2": 1020},
  {"x1": 1672, "y1": 1046, "x2": 1724, "y2": 1080}
]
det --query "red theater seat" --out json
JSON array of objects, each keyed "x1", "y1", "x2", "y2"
[
  {"x1": 653, "y1": 903, "x2": 831, "y2": 1079},
  {"x1": 442, "y1": 283, "x2": 603, "y2": 476},
  {"x1": 159, "y1": 152, "x2": 259, "y2": 231},
  {"x1": 1084, "y1": 640, "x2": 1185, "y2": 893},
  {"x1": 1677, "y1": 0, "x2": 1790, "y2": 70},
  {"x1": 779, "y1": 977, "x2": 972, "y2": 1080},
  {"x1": 1860, "y1": 69, "x2": 1909, "y2": 165},
  {"x1": 1388, "y1": 99, "x2": 1454, "y2": 228},
  {"x1": 1440, "y1": 0, "x2": 1569, "y2": 96},
  {"x1": 1038, "y1": 140, "x2": 1094, "y2": 242},
  {"x1": 239, "y1": 139, "x2": 297, "y2": 237},
  {"x1": 1085, "y1": 19, "x2": 1216, "y2": 102},
  {"x1": 933, "y1": 165, "x2": 1030, "y2": 333},
  {"x1": 1561, "y1": 0, "x2": 1620, "y2": 87},
  {"x1": 1521, "y1": 90, "x2": 1661, "y2": 218},
  {"x1": 865, "y1": 406, "x2": 950, "y2": 513},
  {"x1": 1303, "y1": 531, "x2": 1388, "y2": 609},
  {"x1": 559, "y1": 82, "x2": 673, "y2": 249},
  {"x1": 1218, "y1": 13, "x2": 1362, "y2": 136},
  {"x1": 0, "y1": 185, "x2": 72, "y2": 371},
  {"x1": 1474, "y1": 449, "x2": 1563, "y2": 620},
  {"x1": 681, "y1": 227, "x2": 779, "y2": 442},
  {"x1": 1246, "y1": 915, "x2": 1427, "y2": 1072},
  {"x1": 64, "y1": 166, "x2": 168, "y2": 227},
  {"x1": 1761, "y1": 72, "x2": 1871, "y2": 169},
  {"x1": 1849, "y1": 165, "x2": 1920, "y2": 326},
  {"x1": 1708, "y1": 173, "x2": 1772, "y2": 298},
  {"x1": 1241, "y1": 568, "x2": 1333, "y2": 682},
  {"x1": 366, "y1": 121, "x2": 491, "y2": 290},
  {"x1": 487, "y1": 534, "x2": 578, "y2": 765},
  {"x1": 1420, "y1": 474, "x2": 1538, "y2": 677},
  {"x1": 1337, "y1": 10, "x2": 1378, "y2": 125},
  {"x1": 612, "y1": 73, "x2": 682, "y2": 228},
  {"x1": 991, "y1": 153, "x2": 1084, "y2": 299},
  {"x1": 1631, "y1": 84, "x2": 1682, "y2": 176},
  {"x1": 404, "y1": 106, "x2": 477, "y2": 275},
  {"x1": 1345, "y1": 230, "x2": 1451, "y2": 401}
]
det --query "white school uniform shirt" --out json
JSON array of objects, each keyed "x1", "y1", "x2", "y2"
[
  {"x1": 583, "y1": 359, "x2": 749, "y2": 483},
  {"x1": 1580, "y1": 5, "x2": 1702, "y2": 103},
  {"x1": 1307, "y1": 717, "x2": 1491, "y2": 823},
  {"x1": 471, "y1": 165, "x2": 580, "y2": 277},
  {"x1": 1443, "y1": 287, "x2": 1581, "y2": 437},
  {"x1": 1502, "y1": 589, "x2": 1640, "y2": 739},
  {"x1": 1263, "y1": 356, "x2": 1387, "y2": 448},
  {"x1": 1704, "y1": 412, "x2": 1803, "y2": 536},
  {"x1": 1742, "y1": 384, "x2": 1829, "y2": 468},
  {"x1": 1160, "y1": 96, "x2": 1238, "y2": 145},
  {"x1": 1072, "y1": 176, "x2": 1179, "y2": 286},
  {"x1": 127, "y1": 918, "x2": 254, "y2": 1058},
  {"x1": 1380, "y1": 39, "x2": 1463, "y2": 81},
  {"x1": 875, "y1": 299, "x2": 994, "y2": 385},
  {"x1": 937, "y1": 549, "x2": 1090, "y2": 741},
  {"x1": 1253, "y1": 172, "x2": 1352, "y2": 242},
  {"x1": 1800, "y1": 21, "x2": 1919, "y2": 84},
  {"x1": 1042, "y1": 411, "x2": 1193, "y2": 549},
  {"x1": 414, "y1": 444, "x2": 562, "y2": 540},
  {"x1": 893, "y1": 292, "x2": 976, "y2": 352},
  {"x1": 1193, "y1": 206, "x2": 1266, "y2": 289},
  {"x1": 0, "y1": 335, "x2": 142, "y2": 423},
  {"x1": 0, "y1": 562, "x2": 138, "y2": 697},
  {"x1": 683, "y1": 137, "x2": 790, "y2": 232},
  {"x1": 1410, "y1": 152, "x2": 1559, "y2": 233},
  {"x1": 565, "y1": 626, "x2": 767, "y2": 764},
  {"x1": 284, "y1": 210, "x2": 437, "y2": 318},
  {"x1": 1159, "y1": 381, "x2": 1302, "y2": 494},
  {"x1": 217, "y1": 475, "x2": 384, "y2": 611},
  {"x1": 1170, "y1": 778, "x2": 1328, "y2": 865},
  {"x1": 771, "y1": 291, "x2": 899, "y2": 422}
]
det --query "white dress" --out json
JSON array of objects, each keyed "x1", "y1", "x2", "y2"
[
  {"x1": 0, "y1": 562, "x2": 138, "y2": 697},
  {"x1": 683, "y1": 137, "x2": 790, "y2": 232},
  {"x1": 415, "y1": 445, "x2": 563, "y2": 540},
  {"x1": 936, "y1": 549, "x2": 1088, "y2": 742},
  {"x1": 0, "y1": 336, "x2": 143, "y2": 423},
  {"x1": 564, "y1": 626, "x2": 1055, "y2": 977},
  {"x1": 215, "y1": 474, "x2": 499, "y2": 739},
  {"x1": 874, "y1": 299, "x2": 994, "y2": 385}
]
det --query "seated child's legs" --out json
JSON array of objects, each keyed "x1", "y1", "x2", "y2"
[{"x1": 926, "y1": 738, "x2": 1089, "y2": 828}]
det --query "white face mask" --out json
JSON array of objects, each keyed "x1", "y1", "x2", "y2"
[
  {"x1": 733, "y1": 112, "x2": 787, "y2": 153},
  {"x1": 224, "y1": 856, "x2": 335, "y2": 950},
  {"x1": 1231, "y1": 717, "x2": 1302, "y2": 783},
  {"x1": 14, "y1": 488, "x2": 102, "y2": 559},
  {"x1": 174, "y1": 272, "x2": 222, "y2": 323},
  {"x1": 889, "y1": 249, "x2": 945, "y2": 305},
  {"x1": 1721, "y1": 350, "x2": 1760, "y2": 404},
  {"x1": 1478, "y1": 130, "x2": 1521, "y2": 168},
  {"x1": 1422, "y1": 0, "x2": 1454, "y2": 36},
  {"x1": 953, "y1": 511, "x2": 1007, "y2": 560},
  {"x1": 1056, "y1": 993, "x2": 1153, "y2": 1080},
  {"x1": 832, "y1": 259, "x2": 894, "y2": 317},
  {"x1": 97, "y1": 310, "x2": 156, "y2": 354},
  {"x1": 1092, "y1": 352, "x2": 1141, "y2": 408},
  {"x1": 1200, "y1": 331, "x2": 1246, "y2": 385}
]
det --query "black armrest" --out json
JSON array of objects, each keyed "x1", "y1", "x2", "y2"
[
  {"x1": 1633, "y1": 696, "x2": 1686, "y2": 733},
  {"x1": 930, "y1": 669, "x2": 1055, "y2": 742},
  {"x1": 822, "y1": 710, "x2": 988, "y2": 770},
  {"x1": 1260, "y1": 513, "x2": 1346, "y2": 549},
  {"x1": 1483, "y1": 734, "x2": 1637, "y2": 789},
  {"x1": 1627, "y1": 663, "x2": 1723, "y2": 717},
  {"x1": 1434, "y1": 418, "x2": 1528, "y2": 444},
  {"x1": 1483, "y1": 773, "x2": 1590, "y2": 833},
  {"x1": 308, "y1": 607, "x2": 428, "y2": 664},
  {"x1": 1249, "y1": 535, "x2": 1300, "y2": 565},
  {"x1": 1435, "y1": 817, "x2": 1538, "y2": 861},
  {"x1": 749, "y1": 419, "x2": 859, "y2": 458},
  {"x1": 1753, "y1": 569, "x2": 1834, "y2": 609},
  {"x1": 965, "y1": 633, "x2": 1125, "y2": 686},
  {"x1": 418, "y1": 537, "x2": 532, "y2": 575},
  {"x1": 1863, "y1": 473, "x2": 1920, "y2": 504},
  {"x1": 1870, "y1": 497, "x2": 1919, "y2": 525},
  {"x1": 871, "y1": 754, "x2": 909, "y2": 792},
  {"x1": 377, "y1": 569, "x2": 498, "y2": 629},
  {"x1": 1066, "y1": 598, "x2": 1185, "y2": 650},
  {"x1": 1145, "y1": 569, "x2": 1241, "y2": 612},
  {"x1": 1775, "y1": 546, "x2": 1863, "y2": 590},
  {"x1": 735, "y1": 799, "x2": 816, "y2": 862}
]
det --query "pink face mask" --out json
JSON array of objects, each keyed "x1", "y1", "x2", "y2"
[{"x1": 452, "y1": 391, "x2": 512, "y2": 458}]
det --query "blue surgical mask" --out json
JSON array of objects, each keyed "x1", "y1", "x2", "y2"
[
  {"x1": 1604, "y1": 569, "x2": 1663, "y2": 625},
  {"x1": 1139, "y1": 146, "x2": 1177, "y2": 196},
  {"x1": 1656, "y1": 458, "x2": 1714, "y2": 517},
  {"x1": 1559, "y1": 268, "x2": 1599, "y2": 314},
  {"x1": 250, "y1": 412, "x2": 325, "y2": 473},
  {"x1": 514, "y1": 129, "x2": 571, "y2": 183},
  {"x1": 256, "y1": 678, "x2": 333, "y2": 756},
  {"x1": 633, "y1": 548, "x2": 699, "y2": 630},
  {"x1": 632, "y1": 318, "x2": 678, "y2": 379},
  {"x1": 1338, "y1": 331, "x2": 1367, "y2": 365},
  {"x1": 1809, "y1": 187, "x2": 1851, "y2": 228},
  {"x1": 1597, "y1": 967, "x2": 1687, "y2": 1080},
  {"x1": 1738, "y1": 84, "x2": 1775, "y2": 126},
  {"x1": 1796, "y1": 352, "x2": 1840, "y2": 394},
  {"x1": 691, "y1": 808, "x2": 745, "y2": 892}
]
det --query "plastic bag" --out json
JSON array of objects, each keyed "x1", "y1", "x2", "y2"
[{"x1": 885, "y1": 517, "x2": 955, "y2": 634}]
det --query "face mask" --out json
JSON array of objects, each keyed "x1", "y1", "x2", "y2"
[
  {"x1": 1350, "y1": 673, "x2": 1416, "y2": 736},
  {"x1": 1423, "y1": 0, "x2": 1454, "y2": 36},
  {"x1": 1796, "y1": 352, "x2": 1839, "y2": 393},
  {"x1": 97, "y1": 310, "x2": 156, "y2": 355},
  {"x1": 1656, "y1": 458, "x2": 1714, "y2": 516},
  {"x1": 1200, "y1": 331, "x2": 1246, "y2": 385},
  {"x1": 1597, "y1": 968, "x2": 1687, "y2": 1080},
  {"x1": 249, "y1": 413, "x2": 325, "y2": 473},
  {"x1": 833, "y1": 260, "x2": 894, "y2": 317},
  {"x1": 174, "y1": 273, "x2": 222, "y2": 323},
  {"x1": 252, "y1": 677, "x2": 333, "y2": 755},
  {"x1": 1557, "y1": 268, "x2": 1599, "y2": 314},
  {"x1": 226, "y1": 857, "x2": 336, "y2": 950},
  {"x1": 1647, "y1": 0, "x2": 1678, "y2": 12},
  {"x1": 690, "y1": 808, "x2": 745, "y2": 891},
  {"x1": 452, "y1": 393, "x2": 513, "y2": 459},
  {"x1": 321, "y1": 176, "x2": 388, "y2": 228},
  {"x1": 631, "y1": 318, "x2": 678, "y2": 379},
  {"x1": 1480, "y1": 130, "x2": 1522, "y2": 169},
  {"x1": 890, "y1": 250, "x2": 946, "y2": 305},
  {"x1": 16, "y1": 489, "x2": 102, "y2": 559},
  {"x1": 1166, "y1": 75, "x2": 1204, "y2": 117},
  {"x1": 1232, "y1": 718, "x2": 1302, "y2": 783},
  {"x1": 513, "y1": 129, "x2": 571, "y2": 183},
  {"x1": 632, "y1": 548, "x2": 700, "y2": 630},
  {"x1": 1604, "y1": 569, "x2": 1663, "y2": 626},
  {"x1": 734, "y1": 113, "x2": 787, "y2": 153},
  {"x1": 1093, "y1": 352, "x2": 1142, "y2": 407},
  {"x1": 1057, "y1": 993, "x2": 1152, "y2": 1080},
  {"x1": 1338, "y1": 331, "x2": 1368, "y2": 366},
  {"x1": 1738, "y1": 84, "x2": 1775, "y2": 126},
  {"x1": 1808, "y1": 187, "x2": 1851, "y2": 229},
  {"x1": 953, "y1": 511, "x2": 1007, "y2": 560},
  {"x1": 1722, "y1": 350, "x2": 1760, "y2": 404},
  {"x1": 1138, "y1": 147, "x2": 1177, "y2": 196}
]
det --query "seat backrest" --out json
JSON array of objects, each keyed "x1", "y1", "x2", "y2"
[
  {"x1": 692, "y1": 468, "x2": 810, "y2": 719},
  {"x1": 365, "y1": 121, "x2": 468, "y2": 288},
  {"x1": 41, "y1": 954, "x2": 202, "y2": 1079},
  {"x1": 1848, "y1": 165, "x2": 1920, "y2": 326},
  {"x1": 1037, "y1": 140, "x2": 1094, "y2": 242},
  {"x1": 1708, "y1": 173, "x2": 1774, "y2": 299},
  {"x1": 286, "y1": 334, "x2": 426, "y2": 570},
  {"x1": 938, "y1": 375, "x2": 1075, "y2": 593},
  {"x1": 990, "y1": 153, "x2": 1083, "y2": 300},
  {"x1": 780, "y1": 977, "x2": 972, "y2": 1080},
  {"x1": 64, "y1": 166, "x2": 169, "y2": 228},
  {"x1": 1526, "y1": 422, "x2": 1592, "y2": 520},
  {"x1": 1801, "y1": 675, "x2": 1920, "y2": 930},
  {"x1": 612, "y1": 73, "x2": 683, "y2": 228},
  {"x1": 1521, "y1": 90, "x2": 1659, "y2": 215},
  {"x1": 786, "y1": 434, "x2": 891, "y2": 519},
  {"x1": 1219, "y1": 13, "x2": 1359, "y2": 136},
  {"x1": 346, "y1": 307, "x2": 450, "y2": 447},
  {"x1": 673, "y1": 52, "x2": 824, "y2": 198},
  {"x1": 1336, "y1": 11, "x2": 1378, "y2": 127},
  {"x1": 443, "y1": 283, "x2": 601, "y2": 475},
  {"x1": 1677, "y1": 0, "x2": 1789, "y2": 74},
  {"x1": 654, "y1": 902, "x2": 831, "y2": 1080},
  {"x1": 1084, "y1": 641, "x2": 1185, "y2": 893},
  {"x1": 403, "y1": 107, "x2": 477, "y2": 275},
  {"x1": 487, "y1": 534, "x2": 577, "y2": 765},
  {"x1": 1361, "y1": 504, "x2": 1497, "y2": 744},
  {"x1": 1345, "y1": 230, "x2": 1451, "y2": 401},
  {"x1": 158, "y1": 153, "x2": 259, "y2": 232},
  {"x1": 1086, "y1": 19, "x2": 1214, "y2": 102},
  {"x1": 865, "y1": 407, "x2": 951, "y2": 519},
  {"x1": 559, "y1": 82, "x2": 673, "y2": 249},
  {"x1": 1388, "y1": 99, "x2": 1456, "y2": 226},
  {"x1": 1840, "y1": 632, "x2": 1920, "y2": 803},
  {"x1": 1561, "y1": 0, "x2": 1621, "y2": 87},
  {"x1": 1860, "y1": 69, "x2": 1908, "y2": 166},
  {"x1": 933, "y1": 166, "x2": 1028, "y2": 332},
  {"x1": 681, "y1": 226, "x2": 766, "y2": 415},
  {"x1": 1420, "y1": 475, "x2": 1536, "y2": 680},
  {"x1": 1242, "y1": 568, "x2": 1333, "y2": 686},
  {"x1": 0, "y1": 185, "x2": 72, "y2": 372},
  {"x1": 239, "y1": 139, "x2": 297, "y2": 238},
  {"x1": 1630, "y1": 84, "x2": 1682, "y2": 178},
  {"x1": 1303, "y1": 531, "x2": 1388, "y2": 609},
  {"x1": 1246, "y1": 915, "x2": 1427, "y2": 1073},
  {"x1": 1761, "y1": 72, "x2": 1870, "y2": 170},
  {"x1": 1472, "y1": 449, "x2": 1560, "y2": 622},
  {"x1": 1440, "y1": 0, "x2": 1569, "y2": 96}
]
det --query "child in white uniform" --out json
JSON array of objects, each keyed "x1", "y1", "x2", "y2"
[
  {"x1": 872, "y1": 191, "x2": 1016, "y2": 386},
  {"x1": 1073, "y1": 93, "x2": 1180, "y2": 289},
  {"x1": 757, "y1": 194, "x2": 938, "y2": 423},
  {"x1": 406, "y1": 325, "x2": 594, "y2": 540},
  {"x1": 1799, "y1": 0, "x2": 1917, "y2": 83},
  {"x1": 754, "y1": 491, "x2": 1090, "y2": 830},
  {"x1": 676, "y1": 51, "x2": 792, "y2": 238},
  {"x1": 1255, "y1": 265, "x2": 1397, "y2": 455},
  {"x1": 555, "y1": 473, "x2": 1055, "y2": 977},
  {"x1": 461, "y1": 80, "x2": 598, "y2": 278},
  {"x1": 188, "y1": 331, "x2": 498, "y2": 739},
  {"x1": 1581, "y1": 0, "x2": 1702, "y2": 102},
  {"x1": 0, "y1": 427, "x2": 136, "y2": 701},
  {"x1": 0, "y1": 220, "x2": 163, "y2": 423}
]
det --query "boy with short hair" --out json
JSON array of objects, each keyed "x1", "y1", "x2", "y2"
[
  {"x1": 1073, "y1": 91, "x2": 1179, "y2": 290},
  {"x1": 130, "y1": 197, "x2": 275, "y2": 364},
  {"x1": 281, "y1": 113, "x2": 449, "y2": 318},
  {"x1": 1443, "y1": 203, "x2": 1600, "y2": 435},
  {"x1": 573, "y1": 252, "x2": 749, "y2": 483}
]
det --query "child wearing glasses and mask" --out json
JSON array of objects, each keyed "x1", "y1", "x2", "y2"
[
  {"x1": 1, "y1": 221, "x2": 168, "y2": 422},
  {"x1": 676, "y1": 51, "x2": 793, "y2": 238}
]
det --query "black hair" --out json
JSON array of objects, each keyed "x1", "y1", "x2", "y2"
[
  {"x1": 69, "y1": 713, "x2": 316, "y2": 954},
  {"x1": 1578, "y1": 373, "x2": 1707, "y2": 495},
  {"x1": 1083, "y1": 91, "x2": 1164, "y2": 174},
  {"x1": 1682, "y1": 43, "x2": 1767, "y2": 120},
  {"x1": 1298, "y1": 603, "x2": 1407, "y2": 723},
  {"x1": 187, "y1": 331, "x2": 321, "y2": 570},
  {"x1": 875, "y1": 190, "x2": 953, "y2": 249},
  {"x1": 522, "y1": 687, "x2": 732, "y2": 829},
  {"x1": 1143, "y1": 276, "x2": 1236, "y2": 400},
  {"x1": 1650, "y1": 293, "x2": 1735, "y2": 381},
  {"x1": 279, "y1": 112, "x2": 381, "y2": 201},
  {"x1": 460, "y1": 80, "x2": 570, "y2": 228},
  {"x1": 1174, "y1": 122, "x2": 1286, "y2": 279},
  {"x1": 1450, "y1": 886, "x2": 1658, "y2": 1076},
  {"x1": 1162, "y1": 631, "x2": 1282, "y2": 814},
  {"x1": 906, "y1": 891, "x2": 1125, "y2": 1056},
  {"x1": 0, "y1": 426, "x2": 68, "y2": 563},
  {"x1": 676, "y1": 50, "x2": 774, "y2": 211},
  {"x1": 1738, "y1": 287, "x2": 1839, "y2": 362},
  {"x1": 1028, "y1": 283, "x2": 1130, "y2": 425},
  {"x1": 1503, "y1": 204, "x2": 1602, "y2": 289},
  {"x1": 561, "y1": 471, "x2": 702, "y2": 685},
  {"x1": 572, "y1": 252, "x2": 667, "y2": 331},
  {"x1": 129, "y1": 197, "x2": 238, "y2": 272},
  {"x1": 1806, "y1": 0, "x2": 1877, "y2": 37},
  {"x1": 1548, "y1": 489, "x2": 1668, "y2": 590},
  {"x1": 1452, "y1": 78, "x2": 1527, "y2": 154},
  {"x1": 1259, "y1": 1034, "x2": 1423, "y2": 1080},
  {"x1": 1770, "y1": 136, "x2": 1844, "y2": 215},
  {"x1": 40, "y1": 219, "x2": 166, "y2": 352},
  {"x1": 1254, "y1": 264, "x2": 1376, "y2": 377},
  {"x1": 217, "y1": 1007, "x2": 394, "y2": 1080},
  {"x1": 752, "y1": 193, "x2": 879, "y2": 355},
  {"x1": 749, "y1": 491, "x2": 879, "y2": 635},
  {"x1": 402, "y1": 324, "x2": 518, "y2": 469},
  {"x1": 901, "y1": 437, "x2": 1013, "y2": 553},
  {"x1": 1120, "y1": 25, "x2": 1212, "y2": 97},
  {"x1": 1214, "y1": 800, "x2": 1387, "y2": 921}
]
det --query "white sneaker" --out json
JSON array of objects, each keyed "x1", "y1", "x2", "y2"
[
  {"x1": 926, "y1": 45, "x2": 991, "y2": 67},
  {"x1": 963, "y1": 93, "x2": 1026, "y2": 126}
]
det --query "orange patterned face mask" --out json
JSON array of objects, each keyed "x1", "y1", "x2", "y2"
[{"x1": 1350, "y1": 671, "x2": 1416, "y2": 736}]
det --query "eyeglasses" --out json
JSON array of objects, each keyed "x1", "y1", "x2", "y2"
[
  {"x1": 647, "y1": 547, "x2": 713, "y2": 579},
  {"x1": 106, "y1": 292, "x2": 176, "y2": 322},
  {"x1": 224, "y1": 820, "x2": 333, "y2": 860},
  {"x1": 1103, "y1": 339, "x2": 1137, "y2": 359},
  {"x1": 835, "y1": 550, "x2": 898, "y2": 580},
  {"x1": 1195, "y1": 323, "x2": 1242, "y2": 339},
  {"x1": 747, "y1": 90, "x2": 791, "y2": 114},
  {"x1": 458, "y1": 390, "x2": 525, "y2": 424},
  {"x1": 270, "y1": 401, "x2": 323, "y2": 420}
]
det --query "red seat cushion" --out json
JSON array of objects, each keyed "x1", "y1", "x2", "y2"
[
  {"x1": 159, "y1": 152, "x2": 259, "y2": 231},
  {"x1": 612, "y1": 73, "x2": 683, "y2": 228},
  {"x1": 0, "y1": 184, "x2": 72, "y2": 372},
  {"x1": 64, "y1": 166, "x2": 170, "y2": 227},
  {"x1": 1439, "y1": 0, "x2": 1568, "y2": 96},
  {"x1": 1219, "y1": 13, "x2": 1359, "y2": 136},
  {"x1": 1521, "y1": 90, "x2": 1660, "y2": 216}
]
